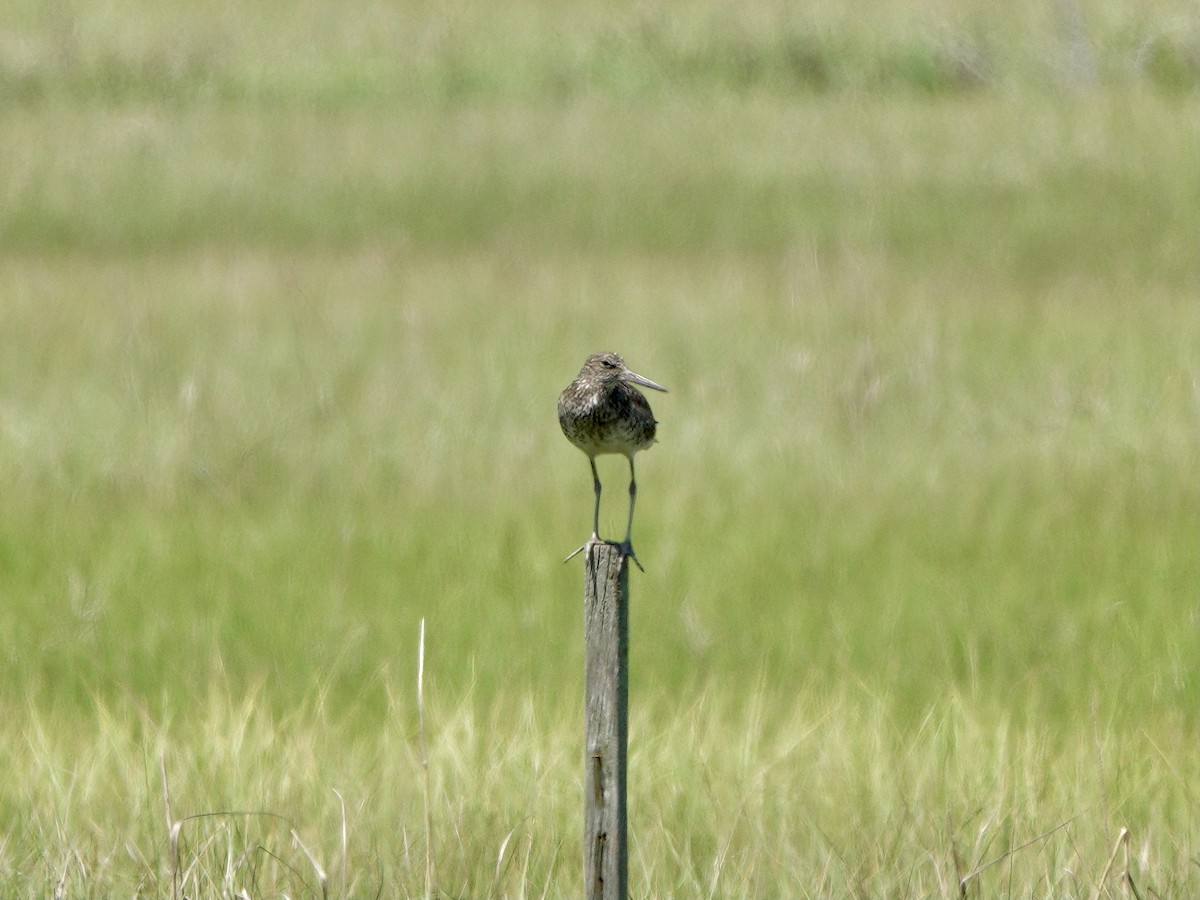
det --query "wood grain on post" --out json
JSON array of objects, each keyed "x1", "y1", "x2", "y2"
[{"x1": 583, "y1": 541, "x2": 629, "y2": 900}]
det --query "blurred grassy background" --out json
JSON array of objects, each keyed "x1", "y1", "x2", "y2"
[{"x1": 1, "y1": 0, "x2": 1198, "y2": 895}]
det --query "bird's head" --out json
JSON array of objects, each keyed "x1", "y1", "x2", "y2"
[{"x1": 581, "y1": 352, "x2": 668, "y2": 393}]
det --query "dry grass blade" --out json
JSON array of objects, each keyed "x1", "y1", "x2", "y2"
[
  {"x1": 959, "y1": 815, "x2": 1079, "y2": 894},
  {"x1": 292, "y1": 828, "x2": 329, "y2": 900},
  {"x1": 947, "y1": 811, "x2": 967, "y2": 900},
  {"x1": 333, "y1": 788, "x2": 348, "y2": 900},
  {"x1": 161, "y1": 754, "x2": 181, "y2": 900},
  {"x1": 490, "y1": 825, "x2": 525, "y2": 896},
  {"x1": 418, "y1": 618, "x2": 434, "y2": 900},
  {"x1": 1089, "y1": 827, "x2": 1130, "y2": 900},
  {"x1": 53, "y1": 855, "x2": 69, "y2": 900},
  {"x1": 160, "y1": 754, "x2": 173, "y2": 842},
  {"x1": 168, "y1": 820, "x2": 183, "y2": 900}
]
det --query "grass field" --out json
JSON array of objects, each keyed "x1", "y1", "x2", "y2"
[{"x1": 1, "y1": 0, "x2": 1198, "y2": 896}]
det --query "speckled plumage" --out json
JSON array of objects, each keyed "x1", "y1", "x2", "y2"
[
  {"x1": 559, "y1": 352, "x2": 667, "y2": 569},
  {"x1": 558, "y1": 372, "x2": 657, "y2": 456}
]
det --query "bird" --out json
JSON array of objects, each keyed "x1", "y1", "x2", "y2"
[{"x1": 558, "y1": 352, "x2": 668, "y2": 570}]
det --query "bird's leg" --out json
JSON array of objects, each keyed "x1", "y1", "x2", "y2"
[
  {"x1": 590, "y1": 456, "x2": 602, "y2": 541},
  {"x1": 618, "y1": 455, "x2": 644, "y2": 572},
  {"x1": 564, "y1": 457, "x2": 604, "y2": 564}
]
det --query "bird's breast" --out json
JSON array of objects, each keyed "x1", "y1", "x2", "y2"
[{"x1": 558, "y1": 386, "x2": 657, "y2": 456}]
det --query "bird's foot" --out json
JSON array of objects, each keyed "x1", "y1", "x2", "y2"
[
  {"x1": 616, "y1": 540, "x2": 645, "y2": 573},
  {"x1": 563, "y1": 536, "x2": 644, "y2": 572},
  {"x1": 563, "y1": 534, "x2": 603, "y2": 564}
]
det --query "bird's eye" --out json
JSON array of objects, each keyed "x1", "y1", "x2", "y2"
[{"x1": 602, "y1": 359, "x2": 617, "y2": 368}]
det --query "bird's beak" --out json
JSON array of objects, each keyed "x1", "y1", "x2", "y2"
[{"x1": 623, "y1": 370, "x2": 668, "y2": 393}]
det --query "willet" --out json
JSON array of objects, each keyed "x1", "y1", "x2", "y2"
[{"x1": 558, "y1": 352, "x2": 667, "y2": 570}]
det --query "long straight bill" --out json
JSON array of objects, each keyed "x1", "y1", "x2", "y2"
[{"x1": 623, "y1": 371, "x2": 668, "y2": 393}]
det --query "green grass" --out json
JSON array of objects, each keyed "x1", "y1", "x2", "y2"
[{"x1": 1, "y1": 0, "x2": 1198, "y2": 896}]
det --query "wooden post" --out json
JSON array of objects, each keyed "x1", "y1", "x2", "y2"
[{"x1": 583, "y1": 542, "x2": 629, "y2": 900}]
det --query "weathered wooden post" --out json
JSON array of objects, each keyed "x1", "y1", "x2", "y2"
[{"x1": 583, "y1": 542, "x2": 629, "y2": 900}]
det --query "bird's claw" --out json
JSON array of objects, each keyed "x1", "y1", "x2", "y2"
[
  {"x1": 563, "y1": 535, "x2": 602, "y2": 564},
  {"x1": 616, "y1": 541, "x2": 645, "y2": 572}
]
